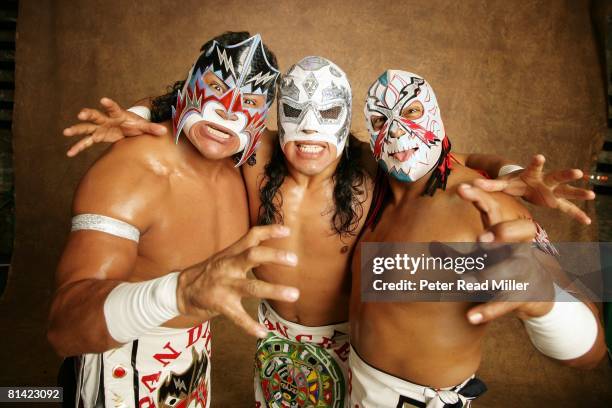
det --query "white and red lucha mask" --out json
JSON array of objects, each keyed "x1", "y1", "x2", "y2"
[
  {"x1": 172, "y1": 34, "x2": 279, "y2": 166},
  {"x1": 365, "y1": 70, "x2": 447, "y2": 182}
]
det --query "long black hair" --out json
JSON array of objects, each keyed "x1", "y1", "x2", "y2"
[{"x1": 258, "y1": 136, "x2": 367, "y2": 238}]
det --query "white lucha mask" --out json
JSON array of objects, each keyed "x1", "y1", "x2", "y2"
[
  {"x1": 278, "y1": 56, "x2": 352, "y2": 158},
  {"x1": 365, "y1": 70, "x2": 447, "y2": 182}
]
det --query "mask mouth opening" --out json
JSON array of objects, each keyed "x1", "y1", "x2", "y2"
[
  {"x1": 194, "y1": 120, "x2": 240, "y2": 143},
  {"x1": 294, "y1": 140, "x2": 328, "y2": 155},
  {"x1": 391, "y1": 147, "x2": 419, "y2": 163}
]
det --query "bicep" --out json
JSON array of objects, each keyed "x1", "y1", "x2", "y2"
[
  {"x1": 55, "y1": 232, "x2": 138, "y2": 290},
  {"x1": 58, "y1": 145, "x2": 167, "y2": 288}
]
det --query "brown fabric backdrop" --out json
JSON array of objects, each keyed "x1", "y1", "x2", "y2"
[{"x1": 1, "y1": 0, "x2": 609, "y2": 406}]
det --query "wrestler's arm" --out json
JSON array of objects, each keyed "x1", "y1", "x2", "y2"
[
  {"x1": 47, "y1": 140, "x2": 167, "y2": 356},
  {"x1": 457, "y1": 186, "x2": 606, "y2": 368},
  {"x1": 451, "y1": 152, "x2": 513, "y2": 177}
]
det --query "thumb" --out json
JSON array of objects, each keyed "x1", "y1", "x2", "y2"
[
  {"x1": 100, "y1": 97, "x2": 125, "y2": 117},
  {"x1": 472, "y1": 178, "x2": 511, "y2": 193},
  {"x1": 144, "y1": 122, "x2": 167, "y2": 136}
]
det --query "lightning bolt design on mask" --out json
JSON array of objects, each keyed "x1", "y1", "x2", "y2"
[{"x1": 172, "y1": 34, "x2": 280, "y2": 167}]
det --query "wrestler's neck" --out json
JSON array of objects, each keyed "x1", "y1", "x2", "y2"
[
  {"x1": 285, "y1": 156, "x2": 341, "y2": 189},
  {"x1": 388, "y1": 173, "x2": 431, "y2": 203}
]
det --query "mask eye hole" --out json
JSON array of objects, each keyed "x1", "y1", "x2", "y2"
[
  {"x1": 283, "y1": 103, "x2": 302, "y2": 118},
  {"x1": 370, "y1": 115, "x2": 386, "y2": 131},
  {"x1": 319, "y1": 106, "x2": 342, "y2": 120}
]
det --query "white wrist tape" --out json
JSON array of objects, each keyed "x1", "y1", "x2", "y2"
[
  {"x1": 524, "y1": 284, "x2": 598, "y2": 360},
  {"x1": 127, "y1": 106, "x2": 152, "y2": 121},
  {"x1": 103, "y1": 272, "x2": 180, "y2": 343},
  {"x1": 498, "y1": 164, "x2": 524, "y2": 178}
]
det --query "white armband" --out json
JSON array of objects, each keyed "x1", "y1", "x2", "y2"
[
  {"x1": 72, "y1": 214, "x2": 140, "y2": 242},
  {"x1": 524, "y1": 284, "x2": 598, "y2": 360},
  {"x1": 104, "y1": 272, "x2": 180, "y2": 343},
  {"x1": 127, "y1": 105, "x2": 152, "y2": 121},
  {"x1": 498, "y1": 164, "x2": 524, "y2": 177}
]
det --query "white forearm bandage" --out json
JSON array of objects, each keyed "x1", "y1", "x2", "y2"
[
  {"x1": 498, "y1": 164, "x2": 524, "y2": 177},
  {"x1": 127, "y1": 105, "x2": 152, "y2": 121},
  {"x1": 103, "y1": 272, "x2": 180, "y2": 343},
  {"x1": 524, "y1": 285, "x2": 598, "y2": 360}
]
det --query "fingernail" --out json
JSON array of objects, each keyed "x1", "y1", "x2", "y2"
[
  {"x1": 285, "y1": 288, "x2": 300, "y2": 301},
  {"x1": 285, "y1": 252, "x2": 298, "y2": 265},
  {"x1": 460, "y1": 183, "x2": 471, "y2": 190},
  {"x1": 478, "y1": 232, "x2": 494, "y2": 242},
  {"x1": 468, "y1": 312, "x2": 483, "y2": 324}
]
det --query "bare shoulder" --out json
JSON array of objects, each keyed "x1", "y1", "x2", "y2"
[
  {"x1": 73, "y1": 129, "x2": 177, "y2": 231},
  {"x1": 433, "y1": 165, "x2": 528, "y2": 240}
]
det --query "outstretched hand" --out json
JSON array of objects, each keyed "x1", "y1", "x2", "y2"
[
  {"x1": 454, "y1": 183, "x2": 556, "y2": 324},
  {"x1": 471, "y1": 154, "x2": 595, "y2": 225},
  {"x1": 63, "y1": 98, "x2": 167, "y2": 157},
  {"x1": 176, "y1": 224, "x2": 300, "y2": 338}
]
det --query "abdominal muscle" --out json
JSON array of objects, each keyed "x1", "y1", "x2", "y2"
[
  {"x1": 254, "y1": 255, "x2": 351, "y2": 327},
  {"x1": 352, "y1": 302, "x2": 486, "y2": 388}
]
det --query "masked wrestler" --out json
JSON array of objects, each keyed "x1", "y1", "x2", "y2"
[
  {"x1": 349, "y1": 70, "x2": 607, "y2": 407},
  {"x1": 47, "y1": 32, "x2": 302, "y2": 408},
  {"x1": 61, "y1": 61, "x2": 596, "y2": 408}
]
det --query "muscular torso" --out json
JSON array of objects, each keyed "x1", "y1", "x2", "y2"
[
  {"x1": 243, "y1": 132, "x2": 372, "y2": 326},
  {"x1": 73, "y1": 125, "x2": 249, "y2": 329},
  {"x1": 350, "y1": 165, "x2": 520, "y2": 387}
]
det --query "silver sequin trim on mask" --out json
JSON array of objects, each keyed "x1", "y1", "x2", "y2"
[{"x1": 71, "y1": 214, "x2": 140, "y2": 242}]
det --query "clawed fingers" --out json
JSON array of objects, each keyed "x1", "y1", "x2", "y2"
[
  {"x1": 66, "y1": 136, "x2": 97, "y2": 157},
  {"x1": 456, "y1": 184, "x2": 503, "y2": 228},
  {"x1": 235, "y1": 279, "x2": 299, "y2": 302},
  {"x1": 524, "y1": 154, "x2": 546, "y2": 177},
  {"x1": 235, "y1": 245, "x2": 298, "y2": 271},
  {"x1": 77, "y1": 108, "x2": 110, "y2": 125},
  {"x1": 554, "y1": 184, "x2": 595, "y2": 201},
  {"x1": 556, "y1": 198, "x2": 591, "y2": 225},
  {"x1": 532, "y1": 185, "x2": 559, "y2": 209},
  {"x1": 99, "y1": 97, "x2": 124, "y2": 117},
  {"x1": 226, "y1": 225, "x2": 291, "y2": 256},
  {"x1": 63, "y1": 123, "x2": 98, "y2": 138},
  {"x1": 471, "y1": 178, "x2": 511, "y2": 193},
  {"x1": 143, "y1": 122, "x2": 168, "y2": 136},
  {"x1": 219, "y1": 302, "x2": 268, "y2": 338},
  {"x1": 543, "y1": 168, "x2": 582, "y2": 187}
]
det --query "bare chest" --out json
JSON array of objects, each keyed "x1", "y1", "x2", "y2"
[{"x1": 137, "y1": 174, "x2": 249, "y2": 273}]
